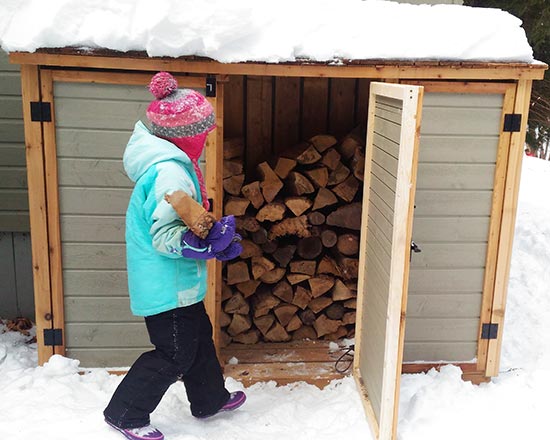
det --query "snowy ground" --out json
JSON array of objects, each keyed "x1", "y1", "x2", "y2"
[{"x1": 1, "y1": 156, "x2": 550, "y2": 440}]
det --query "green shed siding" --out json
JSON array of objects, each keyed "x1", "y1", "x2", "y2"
[{"x1": 404, "y1": 91, "x2": 504, "y2": 362}]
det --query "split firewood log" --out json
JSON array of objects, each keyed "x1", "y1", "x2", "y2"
[
  {"x1": 258, "y1": 162, "x2": 284, "y2": 203},
  {"x1": 317, "y1": 255, "x2": 341, "y2": 277},
  {"x1": 304, "y1": 167, "x2": 329, "y2": 188},
  {"x1": 292, "y1": 285, "x2": 312, "y2": 310},
  {"x1": 220, "y1": 310, "x2": 232, "y2": 328},
  {"x1": 321, "y1": 148, "x2": 341, "y2": 171},
  {"x1": 308, "y1": 276, "x2": 335, "y2": 298},
  {"x1": 323, "y1": 326, "x2": 348, "y2": 341},
  {"x1": 286, "y1": 171, "x2": 315, "y2": 196},
  {"x1": 286, "y1": 315, "x2": 303, "y2": 332},
  {"x1": 235, "y1": 279, "x2": 261, "y2": 298},
  {"x1": 313, "y1": 315, "x2": 343, "y2": 338},
  {"x1": 226, "y1": 261, "x2": 250, "y2": 285},
  {"x1": 224, "y1": 292, "x2": 250, "y2": 315},
  {"x1": 325, "y1": 303, "x2": 345, "y2": 320},
  {"x1": 299, "y1": 309, "x2": 316, "y2": 326},
  {"x1": 308, "y1": 296, "x2": 333, "y2": 314},
  {"x1": 274, "y1": 157, "x2": 297, "y2": 179},
  {"x1": 259, "y1": 268, "x2": 287, "y2": 284},
  {"x1": 344, "y1": 298, "x2": 357, "y2": 309},
  {"x1": 274, "y1": 304, "x2": 299, "y2": 327},
  {"x1": 268, "y1": 215, "x2": 310, "y2": 240},
  {"x1": 240, "y1": 239, "x2": 263, "y2": 259},
  {"x1": 292, "y1": 325, "x2": 318, "y2": 341},
  {"x1": 286, "y1": 142, "x2": 322, "y2": 165},
  {"x1": 261, "y1": 240, "x2": 278, "y2": 254},
  {"x1": 222, "y1": 282, "x2": 233, "y2": 301},
  {"x1": 333, "y1": 175, "x2": 360, "y2": 203},
  {"x1": 241, "y1": 181, "x2": 265, "y2": 209},
  {"x1": 343, "y1": 311, "x2": 356, "y2": 325},
  {"x1": 285, "y1": 197, "x2": 312, "y2": 217},
  {"x1": 351, "y1": 146, "x2": 365, "y2": 181},
  {"x1": 272, "y1": 279, "x2": 293, "y2": 303},
  {"x1": 235, "y1": 216, "x2": 260, "y2": 233},
  {"x1": 309, "y1": 134, "x2": 337, "y2": 153},
  {"x1": 326, "y1": 203, "x2": 362, "y2": 230},
  {"x1": 225, "y1": 196, "x2": 250, "y2": 216},
  {"x1": 256, "y1": 202, "x2": 286, "y2": 222},
  {"x1": 289, "y1": 260, "x2": 317, "y2": 276},
  {"x1": 223, "y1": 174, "x2": 245, "y2": 196},
  {"x1": 265, "y1": 321, "x2": 291, "y2": 342},
  {"x1": 227, "y1": 313, "x2": 252, "y2": 336},
  {"x1": 338, "y1": 132, "x2": 364, "y2": 160},
  {"x1": 312, "y1": 187, "x2": 338, "y2": 211},
  {"x1": 233, "y1": 329, "x2": 261, "y2": 344},
  {"x1": 286, "y1": 273, "x2": 310, "y2": 285},
  {"x1": 327, "y1": 162, "x2": 351, "y2": 186},
  {"x1": 254, "y1": 314, "x2": 275, "y2": 336},
  {"x1": 251, "y1": 256, "x2": 276, "y2": 280},
  {"x1": 272, "y1": 245, "x2": 297, "y2": 268},
  {"x1": 223, "y1": 159, "x2": 244, "y2": 179},
  {"x1": 252, "y1": 290, "x2": 281, "y2": 318},
  {"x1": 332, "y1": 279, "x2": 356, "y2": 301}
]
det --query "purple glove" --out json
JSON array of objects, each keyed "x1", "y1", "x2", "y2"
[
  {"x1": 205, "y1": 215, "x2": 237, "y2": 253},
  {"x1": 215, "y1": 241, "x2": 243, "y2": 261},
  {"x1": 180, "y1": 230, "x2": 216, "y2": 260},
  {"x1": 180, "y1": 215, "x2": 239, "y2": 260}
]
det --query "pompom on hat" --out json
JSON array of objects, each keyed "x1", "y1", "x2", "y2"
[{"x1": 146, "y1": 72, "x2": 215, "y2": 140}]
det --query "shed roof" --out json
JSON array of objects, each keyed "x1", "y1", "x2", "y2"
[{"x1": 0, "y1": 0, "x2": 537, "y2": 64}]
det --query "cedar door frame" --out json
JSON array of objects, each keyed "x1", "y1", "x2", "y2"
[
  {"x1": 33, "y1": 68, "x2": 224, "y2": 363},
  {"x1": 354, "y1": 82, "x2": 424, "y2": 440},
  {"x1": 400, "y1": 80, "x2": 526, "y2": 380}
]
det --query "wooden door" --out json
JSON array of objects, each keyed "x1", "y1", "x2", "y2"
[
  {"x1": 354, "y1": 82, "x2": 423, "y2": 440},
  {"x1": 36, "y1": 69, "x2": 223, "y2": 367}
]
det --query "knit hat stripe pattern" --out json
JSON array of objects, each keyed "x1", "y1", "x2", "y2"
[{"x1": 151, "y1": 113, "x2": 215, "y2": 139}]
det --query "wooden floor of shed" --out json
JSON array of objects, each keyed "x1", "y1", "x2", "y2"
[{"x1": 220, "y1": 340, "x2": 353, "y2": 388}]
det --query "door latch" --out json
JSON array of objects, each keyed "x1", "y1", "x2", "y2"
[{"x1": 410, "y1": 241, "x2": 421, "y2": 261}]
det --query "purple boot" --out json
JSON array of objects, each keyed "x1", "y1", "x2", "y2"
[
  {"x1": 106, "y1": 420, "x2": 164, "y2": 440},
  {"x1": 196, "y1": 391, "x2": 247, "y2": 419}
]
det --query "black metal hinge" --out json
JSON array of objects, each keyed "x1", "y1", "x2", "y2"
[
  {"x1": 503, "y1": 114, "x2": 522, "y2": 133},
  {"x1": 44, "y1": 328, "x2": 63, "y2": 346},
  {"x1": 481, "y1": 323, "x2": 499, "y2": 340},
  {"x1": 206, "y1": 76, "x2": 216, "y2": 97},
  {"x1": 30, "y1": 101, "x2": 52, "y2": 122}
]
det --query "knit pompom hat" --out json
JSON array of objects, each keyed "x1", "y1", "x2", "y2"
[
  {"x1": 146, "y1": 72, "x2": 215, "y2": 140},
  {"x1": 147, "y1": 72, "x2": 215, "y2": 210}
]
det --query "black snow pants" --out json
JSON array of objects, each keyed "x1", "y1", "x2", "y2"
[{"x1": 103, "y1": 301, "x2": 230, "y2": 429}]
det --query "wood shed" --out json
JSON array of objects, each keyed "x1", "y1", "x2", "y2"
[{"x1": 9, "y1": 47, "x2": 546, "y2": 439}]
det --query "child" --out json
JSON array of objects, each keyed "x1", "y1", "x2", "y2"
[{"x1": 103, "y1": 72, "x2": 245, "y2": 440}]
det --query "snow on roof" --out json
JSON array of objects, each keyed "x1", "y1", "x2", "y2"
[{"x1": 0, "y1": 0, "x2": 534, "y2": 64}]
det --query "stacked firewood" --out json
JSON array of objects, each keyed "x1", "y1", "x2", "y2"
[{"x1": 221, "y1": 131, "x2": 365, "y2": 345}]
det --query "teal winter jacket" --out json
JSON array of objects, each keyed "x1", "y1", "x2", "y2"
[{"x1": 123, "y1": 121, "x2": 207, "y2": 316}]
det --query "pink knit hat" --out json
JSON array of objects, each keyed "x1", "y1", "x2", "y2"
[
  {"x1": 146, "y1": 72, "x2": 215, "y2": 139},
  {"x1": 147, "y1": 72, "x2": 215, "y2": 211}
]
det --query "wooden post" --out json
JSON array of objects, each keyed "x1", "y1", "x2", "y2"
[
  {"x1": 20, "y1": 64, "x2": 54, "y2": 365},
  {"x1": 485, "y1": 79, "x2": 533, "y2": 377},
  {"x1": 206, "y1": 80, "x2": 224, "y2": 351},
  {"x1": 40, "y1": 69, "x2": 67, "y2": 357}
]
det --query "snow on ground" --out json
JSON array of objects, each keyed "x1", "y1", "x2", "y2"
[
  {"x1": 1, "y1": 155, "x2": 550, "y2": 439},
  {"x1": 0, "y1": 0, "x2": 534, "y2": 63}
]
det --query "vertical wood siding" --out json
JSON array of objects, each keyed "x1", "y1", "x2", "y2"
[
  {"x1": 404, "y1": 92, "x2": 504, "y2": 362},
  {"x1": 0, "y1": 52, "x2": 28, "y2": 232},
  {"x1": 54, "y1": 82, "x2": 151, "y2": 367}
]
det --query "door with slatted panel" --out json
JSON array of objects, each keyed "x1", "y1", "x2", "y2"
[{"x1": 354, "y1": 82, "x2": 423, "y2": 440}]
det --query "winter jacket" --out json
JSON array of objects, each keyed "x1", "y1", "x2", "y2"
[{"x1": 123, "y1": 121, "x2": 207, "y2": 317}]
